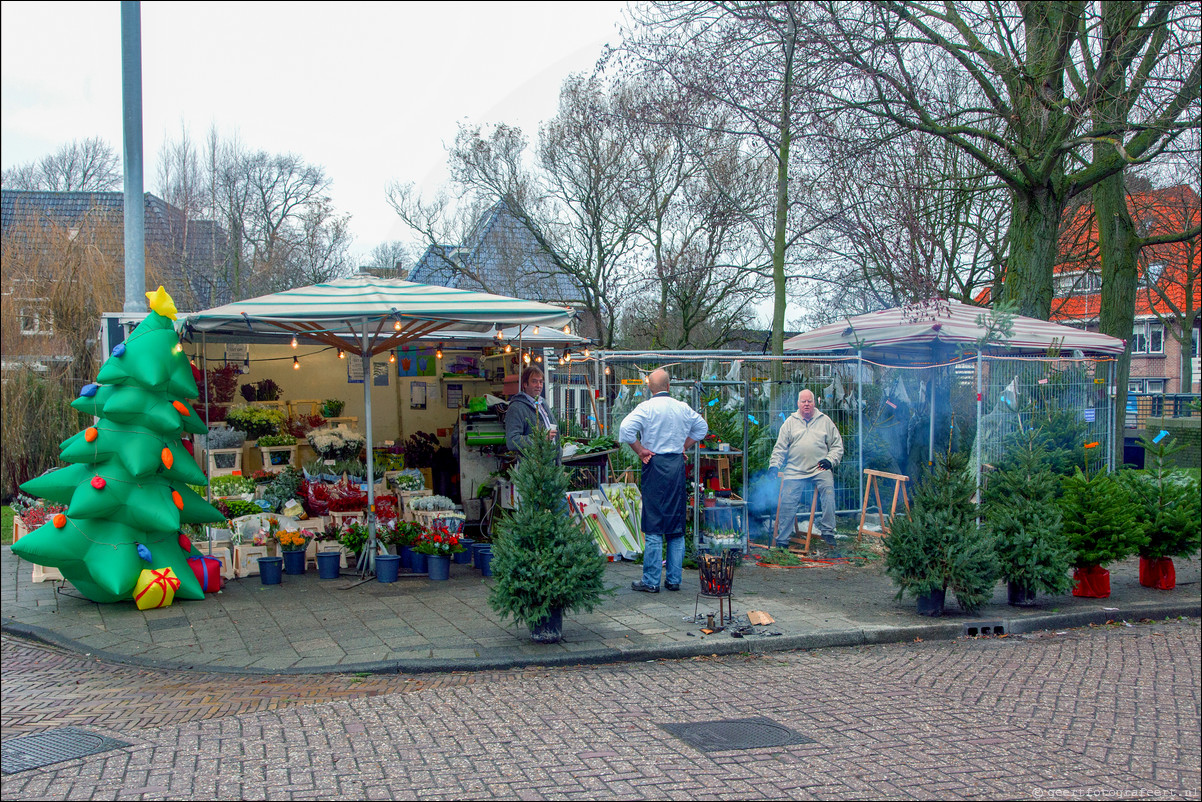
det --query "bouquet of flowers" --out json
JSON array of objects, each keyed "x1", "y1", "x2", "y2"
[
  {"x1": 385, "y1": 520, "x2": 424, "y2": 549},
  {"x1": 389, "y1": 469, "x2": 426, "y2": 491},
  {"x1": 316, "y1": 520, "x2": 344, "y2": 543},
  {"x1": 307, "y1": 426, "x2": 365, "y2": 461},
  {"x1": 412, "y1": 524, "x2": 465, "y2": 557},
  {"x1": 276, "y1": 529, "x2": 311, "y2": 553},
  {"x1": 409, "y1": 494, "x2": 456, "y2": 512}
]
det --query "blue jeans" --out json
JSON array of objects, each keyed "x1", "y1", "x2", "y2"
[
  {"x1": 642, "y1": 532, "x2": 684, "y2": 588},
  {"x1": 774, "y1": 472, "x2": 836, "y2": 548}
]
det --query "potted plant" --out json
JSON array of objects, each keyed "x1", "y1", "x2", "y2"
[
  {"x1": 321, "y1": 398, "x2": 345, "y2": 418},
  {"x1": 1059, "y1": 456, "x2": 1144, "y2": 598},
  {"x1": 488, "y1": 429, "x2": 607, "y2": 643},
  {"x1": 1119, "y1": 435, "x2": 1201, "y2": 590},
  {"x1": 276, "y1": 529, "x2": 311, "y2": 574},
  {"x1": 983, "y1": 430, "x2": 1073, "y2": 606},
  {"x1": 256, "y1": 433, "x2": 297, "y2": 447},
  {"x1": 884, "y1": 451, "x2": 998, "y2": 616},
  {"x1": 207, "y1": 363, "x2": 240, "y2": 403},
  {"x1": 251, "y1": 469, "x2": 279, "y2": 485},
  {"x1": 412, "y1": 523, "x2": 465, "y2": 580},
  {"x1": 339, "y1": 520, "x2": 370, "y2": 566},
  {"x1": 307, "y1": 426, "x2": 365, "y2": 462},
  {"x1": 334, "y1": 459, "x2": 367, "y2": 484},
  {"x1": 240, "y1": 383, "x2": 258, "y2": 403},
  {"x1": 255, "y1": 378, "x2": 282, "y2": 402},
  {"x1": 225, "y1": 406, "x2": 285, "y2": 440}
]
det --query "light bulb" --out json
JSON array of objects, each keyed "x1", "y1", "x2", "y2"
[
  {"x1": 604, "y1": 366, "x2": 611, "y2": 376},
  {"x1": 532, "y1": 326, "x2": 540, "y2": 335},
  {"x1": 495, "y1": 327, "x2": 503, "y2": 340},
  {"x1": 293, "y1": 356, "x2": 300, "y2": 370},
  {"x1": 523, "y1": 352, "x2": 531, "y2": 364},
  {"x1": 535, "y1": 355, "x2": 542, "y2": 363},
  {"x1": 558, "y1": 357, "x2": 565, "y2": 366},
  {"x1": 583, "y1": 348, "x2": 590, "y2": 358},
  {"x1": 291, "y1": 336, "x2": 298, "y2": 349},
  {"x1": 435, "y1": 346, "x2": 443, "y2": 359},
  {"x1": 338, "y1": 350, "x2": 345, "y2": 360},
  {"x1": 394, "y1": 320, "x2": 402, "y2": 331},
  {"x1": 504, "y1": 343, "x2": 512, "y2": 353},
  {"x1": 389, "y1": 352, "x2": 396, "y2": 363}
]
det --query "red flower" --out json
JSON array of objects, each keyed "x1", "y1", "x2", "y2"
[{"x1": 434, "y1": 534, "x2": 443, "y2": 543}]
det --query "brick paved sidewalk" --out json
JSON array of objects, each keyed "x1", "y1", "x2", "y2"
[
  {"x1": 2, "y1": 621, "x2": 1198, "y2": 800},
  {"x1": 2, "y1": 543, "x2": 1199, "y2": 674}
]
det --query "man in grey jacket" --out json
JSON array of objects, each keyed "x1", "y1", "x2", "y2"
[{"x1": 769, "y1": 389, "x2": 844, "y2": 553}]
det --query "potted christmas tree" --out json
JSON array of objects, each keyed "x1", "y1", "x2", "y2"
[
  {"x1": 885, "y1": 451, "x2": 997, "y2": 616},
  {"x1": 488, "y1": 429, "x2": 607, "y2": 642},
  {"x1": 1059, "y1": 451, "x2": 1144, "y2": 598},
  {"x1": 983, "y1": 430, "x2": 1073, "y2": 606},
  {"x1": 1119, "y1": 435, "x2": 1201, "y2": 590}
]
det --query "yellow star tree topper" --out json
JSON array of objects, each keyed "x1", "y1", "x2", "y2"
[{"x1": 146, "y1": 285, "x2": 178, "y2": 320}]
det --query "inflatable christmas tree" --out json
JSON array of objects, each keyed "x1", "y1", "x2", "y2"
[{"x1": 12, "y1": 286, "x2": 225, "y2": 604}]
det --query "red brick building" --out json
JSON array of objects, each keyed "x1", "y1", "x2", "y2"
[{"x1": 1050, "y1": 185, "x2": 1200, "y2": 395}]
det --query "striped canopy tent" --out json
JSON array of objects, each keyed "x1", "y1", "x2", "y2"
[
  {"x1": 179, "y1": 275, "x2": 577, "y2": 572},
  {"x1": 782, "y1": 299, "x2": 1125, "y2": 470},
  {"x1": 782, "y1": 299, "x2": 1125, "y2": 359}
]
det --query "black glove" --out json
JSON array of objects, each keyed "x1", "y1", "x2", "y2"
[{"x1": 817, "y1": 459, "x2": 832, "y2": 471}]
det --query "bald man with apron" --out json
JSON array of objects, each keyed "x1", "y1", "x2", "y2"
[{"x1": 619, "y1": 369, "x2": 708, "y2": 593}]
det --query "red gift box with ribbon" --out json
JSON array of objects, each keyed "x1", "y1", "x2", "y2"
[{"x1": 187, "y1": 554, "x2": 224, "y2": 593}]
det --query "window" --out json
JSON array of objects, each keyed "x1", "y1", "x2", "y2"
[
  {"x1": 1054, "y1": 271, "x2": 1101, "y2": 297},
  {"x1": 1143, "y1": 262, "x2": 1166, "y2": 287},
  {"x1": 1132, "y1": 321, "x2": 1164, "y2": 354},
  {"x1": 18, "y1": 307, "x2": 51, "y2": 336},
  {"x1": 1145, "y1": 379, "x2": 1166, "y2": 394}
]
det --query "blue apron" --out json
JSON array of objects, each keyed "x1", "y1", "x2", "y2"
[{"x1": 641, "y1": 453, "x2": 686, "y2": 536}]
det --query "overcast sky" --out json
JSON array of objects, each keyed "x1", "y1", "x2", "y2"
[{"x1": 1, "y1": 0, "x2": 629, "y2": 261}]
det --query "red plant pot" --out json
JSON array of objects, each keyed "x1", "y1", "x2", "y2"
[
  {"x1": 1138, "y1": 557, "x2": 1176, "y2": 590},
  {"x1": 1072, "y1": 565, "x2": 1111, "y2": 598}
]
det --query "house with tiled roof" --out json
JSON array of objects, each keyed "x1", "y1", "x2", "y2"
[
  {"x1": 1049, "y1": 185, "x2": 1200, "y2": 395},
  {"x1": 1, "y1": 190, "x2": 231, "y2": 374},
  {"x1": 409, "y1": 198, "x2": 584, "y2": 314}
]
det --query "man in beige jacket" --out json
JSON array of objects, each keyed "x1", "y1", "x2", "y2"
[{"x1": 769, "y1": 389, "x2": 844, "y2": 553}]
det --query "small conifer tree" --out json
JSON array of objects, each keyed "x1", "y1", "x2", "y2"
[
  {"x1": 1120, "y1": 435, "x2": 1201, "y2": 561},
  {"x1": 885, "y1": 451, "x2": 997, "y2": 613},
  {"x1": 983, "y1": 429, "x2": 1073, "y2": 596},
  {"x1": 488, "y1": 429, "x2": 607, "y2": 637},
  {"x1": 1059, "y1": 457, "x2": 1144, "y2": 568}
]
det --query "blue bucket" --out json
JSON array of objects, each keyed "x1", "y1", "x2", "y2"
[
  {"x1": 376, "y1": 554, "x2": 402, "y2": 583},
  {"x1": 472, "y1": 541, "x2": 491, "y2": 568},
  {"x1": 410, "y1": 551, "x2": 428, "y2": 574},
  {"x1": 258, "y1": 556, "x2": 283, "y2": 585},
  {"x1": 477, "y1": 546, "x2": 494, "y2": 577},
  {"x1": 454, "y1": 538, "x2": 474, "y2": 565},
  {"x1": 316, "y1": 551, "x2": 341, "y2": 580}
]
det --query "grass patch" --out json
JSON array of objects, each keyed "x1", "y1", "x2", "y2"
[{"x1": 2, "y1": 506, "x2": 13, "y2": 546}]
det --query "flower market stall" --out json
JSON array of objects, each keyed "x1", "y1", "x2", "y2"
[{"x1": 178, "y1": 275, "x2": 578, "y2": 573}]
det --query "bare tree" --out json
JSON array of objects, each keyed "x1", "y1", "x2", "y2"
[
  {"x1": 809, "y1": 0, "x2": 1200, "y2": 320},
  {"x1": 2, "y1": 137, "x2": 121, "y2": 192},
  {"x1": 363, "y1": 240, "x2": 415, "y2": 277},
  {"x1": 612, "y1": 1, "x2": 840, "y2": 357}
]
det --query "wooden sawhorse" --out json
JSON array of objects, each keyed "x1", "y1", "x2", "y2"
[{"x1": 858, "y1": 469, "x2": 910, "y2": 542}]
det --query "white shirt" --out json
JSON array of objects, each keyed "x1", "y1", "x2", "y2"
[{"x1": 618, "y1": 392, "x2": 708, "y2": 454}]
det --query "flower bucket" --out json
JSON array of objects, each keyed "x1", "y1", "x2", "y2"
[
  {"x1": 529, "y1": 608, "x2": 563, "y2": 644},
  {"x1": 258, "y1": 556, "x2": 283, "y2": 585},
  {"x1": 915, "y1": 587, "x2": 945, "y2": 617},
  {"x1": 282, "y1": 550, "x2": 306, "y2": 575},
  {"x1": 400, "y1": 545, "x2": 415, "y2": 572},
  {"x1": 1138, "y1": 557, "x2": 1176, "y2": 590},
  {"x1": 454, "y1": 538, "x2": 474, "y2": 565},
  {"x1": 427, "y1": 554, "x2": 451, "y2": 581},
  {"x1": 477, "y1": 546, "x2": 494, "y2": 577},
  {"x1": 316, "y1": 551, "x2": 342, "y2": 580},
  {"x1": 410, "y1": 551, "x2": 428, "y2": 574},
  {"x1": 1072, "y1": 565, "x2": 1110, "y2": 598},
  {"x1": 1007, "y1": 581, "x2": 1038, "y2": 607},
  {"x1": 472, "y1": 541, "x2": 491, "y2": 568},
  {"x1": 375, "y1": 554, "x2": 402, "y2": 583}
]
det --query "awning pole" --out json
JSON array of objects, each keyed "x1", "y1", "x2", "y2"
[
  {"x1": 975, "y1": 350, "x2": 983, "y2": 514},
  {"x1": 362, "y1": 317, "x2": 377, "y2": 575}
]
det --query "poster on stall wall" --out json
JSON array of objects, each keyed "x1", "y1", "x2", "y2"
[
  {"x1": 347, "y1": 357, "x2": 364, "y2": 384},
  {"x1": 600, "y1": 483, "x2": 643, "y2": 552},
  {"x1": 397, "y1": 346, "x2": 436, "y2": 377},
  {"x1": 373, "y1": 361, "x2": 389, "y2": 386},
  {"x1": 567, "y1": 490, "x2": 625, "y2": 556}
]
